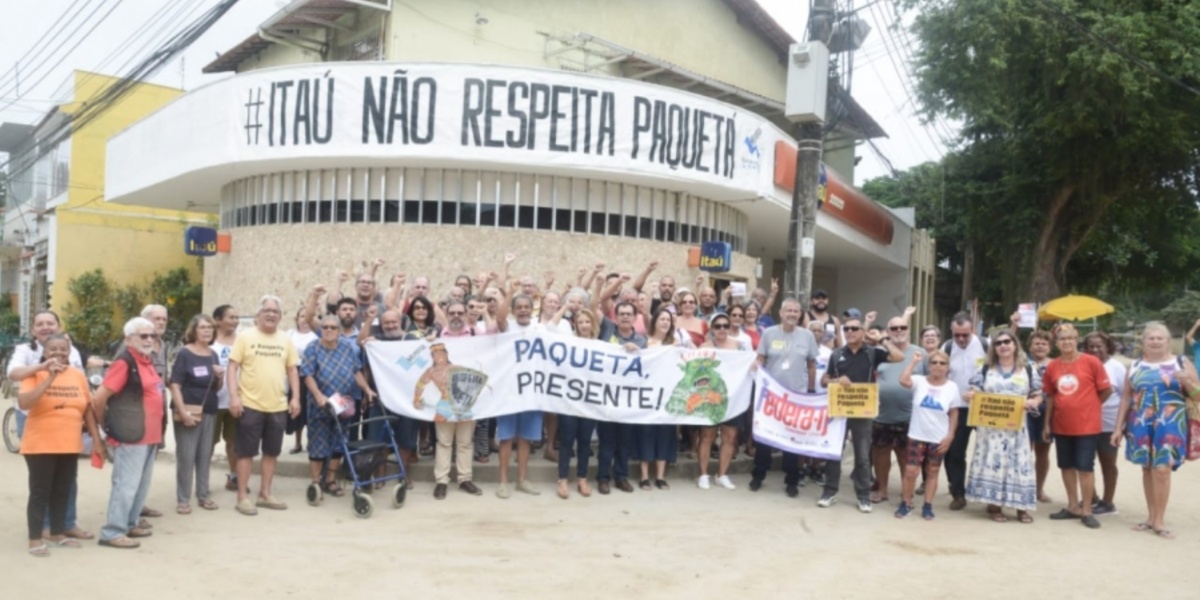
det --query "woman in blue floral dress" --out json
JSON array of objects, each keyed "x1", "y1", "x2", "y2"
[
  {"x1": 964, "y1": 330, "x2": 1042, "y2": 523},
  {"x1": 1112, "y1": 322, "x2": 1194, "y2": 539}
]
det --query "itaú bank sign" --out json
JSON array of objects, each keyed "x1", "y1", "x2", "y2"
[{"x1": 107, "y1": 63, "x2": 777, "y2": 209}]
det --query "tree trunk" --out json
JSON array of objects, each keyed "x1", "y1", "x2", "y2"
[
  {"x1": 1023, "y1": 184, "x2": 1076, "y2": 302},
  {"x1": 960, "y1": 243, "x2": 974, "y2": 311}
]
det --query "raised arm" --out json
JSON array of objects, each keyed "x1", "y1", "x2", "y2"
[
  {"x1": 899, "y1": 351, "x2": 924, "y2": 389},
  {"x1": 1187, "y1": 318, "x2": 1200, "y2": 348},
  {"x1": 498, "y1": 253, "x2": 516, "y2": 291},
  {"x1": 329, "y1": 269, "x2": 350, "y2": 303},
  {"x1": 384, "y1": 273, "x2": 406, "y2": 311},
  {"x1": 581, "y1": 263, "x2": 603, "y2": 292},
  {"x1": 305, "y1": 284, "x2": 326, "y2": 331},
  {"x1": 761, "y1": 278, "x2": 779, "y2": 315},
  {"x1": 368, "y1": 257, "x2": 385, "y2": 281},
  {"x1": 632, "y1": 260, "x2": 658, "y2": 293}
]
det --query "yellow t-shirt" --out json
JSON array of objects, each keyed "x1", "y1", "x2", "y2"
[{"x1": 230, "y1": 328, "x2": 299, "y2": 413}]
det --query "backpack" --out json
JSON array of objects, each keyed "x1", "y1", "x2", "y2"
[
  {"x1": 103, "y1": 351, "x2": 146, "y2": 443},
  {"x1": 943, "y1": 336, "x2": 989, "y2": 356}
]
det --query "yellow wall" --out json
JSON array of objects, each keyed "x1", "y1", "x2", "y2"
[
  {"x1": 50, "y1": 71, "x2": 208, "y2": 314},
  {"x1": 387, "y1": 0, "x2": 787, "y2": 101}
]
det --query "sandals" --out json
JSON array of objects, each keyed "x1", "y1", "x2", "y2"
[
  {"x1": 987, "y1": 506, "x2": 1008, "y2": 523},
  {"x1": 46, "y1": 537, "x2": 81, "y2": 549},
  {"x1": 577, "y1": 480, "x2": 592, "y2": 497},
  {"x1": 176, "y1": 504, "x2": 192, "y2": 515},
  {"x1": 63, "y1": 527, "x2": 94, "y2": 540},
  {"x1": 198, "y1": 498, "x2": 219, "y2": 511},
  {"x1": 1017, "y1": 511, "x2": 1034, "y2": 524},
  {"x1": 557, "y1": 479, "x2": 569, "y2": 499},
  {"x1": 639, "y1": 479, "x2": 652, "y2": 490},
  {"x1": 655, "y1": 479, "x2": 670, "y2": 490},
  {"x1": 28, "y1": 542, "x2": 50, "y2": 557},
  {"x1": 1133, "y1": 522, "x2": 1153, "y2": 532},
  {"x1": 99, "y1": 536, "x2": 141, "y2": 549},
  {"x1": 474, "y1": 453, "x2": 490, "y2": 463},
  {"x1": 322, "y1": 481, "x2": 345, "y2": 497},
  {"x1": 1152, "y1": 528, "x2": 1176, "y2": 539}
]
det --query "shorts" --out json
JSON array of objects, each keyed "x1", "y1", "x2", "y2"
[
  {"x1": 1027, "y1": 410, "x2": 1050, "y2": 444},
  {"x1": 906, "y1": 439, "x2": 944, "y2": 468},
  {"x1": 212, "y1": 409, "x2": 238, "y2": 446},
  {"x1": 235, "y1": 407, "x2": 287, "y2": 458},
  {"x1": 495, "y1": 411, "x2": 544, "y2": 442},
  {"x1": 1096, "y1": 431, "x2": 1119, "y2": 458},
  {"x1": 872, "y1": 422, "x2": 909, "y2": 451},
  {"x1": 1054, "y1": 434, "x2": 1098, "y2": 472}
]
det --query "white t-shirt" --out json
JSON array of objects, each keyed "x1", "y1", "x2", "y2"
[
  {"x1": 211, "y1": 339, "x2": 235, "y2": 409},
  {"x1": 1101, "y1": 358, "x2": 1127, "y2": 432},
  {"x1": 813, "y1": 345, "x2": 833, "y2": 392},
  {"x1": 947, "y1": 336, "x2": 987, "y2": 394},
  {"x1": 907, "y1": 375, "x2": 963, "y2": 444}
]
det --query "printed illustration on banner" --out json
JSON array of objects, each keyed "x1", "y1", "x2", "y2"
[
  {"x1": 665, "y1": 352, "x2": 729, "y2": 425},
  {"x1": 740, "y1": 127, "x2": 762, "y2": 173},
  {"x1": 413, "y1": 343, "x2": 489, "y2": 422}
]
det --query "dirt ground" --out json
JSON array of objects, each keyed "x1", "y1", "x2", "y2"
[{"x1": 1, "y1": 445, "x2": 1195, "y2": 599}]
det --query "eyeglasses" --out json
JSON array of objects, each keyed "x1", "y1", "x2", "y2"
[
  {"x1": 994, "y1": 339, "x2": 1014, "y2": 346},
  {"x1": 321, "y1": 325, "x2": 339, "y2": 330},
  {"x1": 136, "y1": 333, "x2": 158, "y2": 340},
  {"x1": 843, "y1": 326, "x2": 861, "y2": 332},
  {"x1": 929, "y1": 360, "x2": 948, "y2": 366},
  {"x1": 953, "y1": 333, "x2": 971, "y2": 339},
  {"x1": 681, "y1": 300, "x2": 696, "y2": 305},
  {"x1": 486, "y1": 298, "x2": 497, "y2": 303},
  {"x1": 889, "y1": 326, "x2": 908, "y2": 331},
  {"x1": 712, "y1": 323, "x2": 730, "y2": 330},
  {"x1": 729, "y1": 314, "x2": 744, "y2": 319},
  {"x1": 447, "y1": 311, "x2": 465, "y2": 316}
]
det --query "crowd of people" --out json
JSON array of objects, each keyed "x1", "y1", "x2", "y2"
[{"x1": 10, "y1": 257, "x2": 1193, "y2": 557}]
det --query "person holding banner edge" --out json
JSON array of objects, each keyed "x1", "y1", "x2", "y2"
[
  {"x1": 749, "y1": 299, "x2": 819, "y2": 497},
  {"x1": 819, "y1": 312, "x2": 904, "y2": 512}
]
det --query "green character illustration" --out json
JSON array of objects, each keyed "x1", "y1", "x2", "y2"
[{"x1": 665, "y1": 357, "x2": 729, "y2": 425}]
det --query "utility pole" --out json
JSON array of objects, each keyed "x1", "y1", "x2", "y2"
[{"x1": 785, "y1": 0, "x2": 836, "y2": 305}]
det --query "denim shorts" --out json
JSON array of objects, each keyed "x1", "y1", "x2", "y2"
[
  {"x1": 495, "y1": 411, "x2": 544, "y2": 442},
  {"x1": 1055, "y1": 434, "x2": 1098, "y2": 472}
]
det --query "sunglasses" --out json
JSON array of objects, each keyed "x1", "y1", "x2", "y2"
[
  {"x1": 843, "y1": 326, "x2": 861, "y2": 332},
  {"x1": 953, "y1": 333, "x2": 971, "y2": 339},
  {"x1": 929, "y1": 360, "x2": 948, "y2": 366},
  {"x1": 321, "y1": 325, "x2": 339, "y2": 330},
  {"x1": 889, "y1": 326, "x2": 908, "y2": 331},
  {"x1": 447, "y1": 311, "x2": 465, "y2": 316},
  {"x1": 136, "y1": 333, "x2": 158, "y2": 340},
  {"x1": 712, "y1": 323, "x2": 730, "y2": 330},
  {"x1": 994, "y1": 338, "x2": 1014, "y2": 346}
]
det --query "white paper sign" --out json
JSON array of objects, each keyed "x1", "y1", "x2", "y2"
[{"x1": 1017, "y1": 303, "x2": 1038, "y2": 328}]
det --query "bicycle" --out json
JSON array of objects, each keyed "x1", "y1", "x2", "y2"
[{"x1": 2, "y1": 350, "x2": 20, "y2": 453}]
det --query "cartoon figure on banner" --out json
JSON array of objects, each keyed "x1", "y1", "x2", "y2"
[
  {"x1": 666, "y1": 354, "x2": 729, "y2": 425},
  {"x1": 412, "y1": 343, "x2": 489, "y2": 422}
]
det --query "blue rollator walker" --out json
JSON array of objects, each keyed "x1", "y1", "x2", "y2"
[{"x1": 306, "y1": 403, "x2": 407, "y2": 518}]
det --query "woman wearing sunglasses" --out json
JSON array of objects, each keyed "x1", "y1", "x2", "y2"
[
  {"x1": 963, "y1": 331, "x2": 1041, "y2": 523},
  {"x1": 898, "y1": 349, "x2": 962, "y2": 520},
  {"x1": 695, "y1": 313, "x2": 750, "y2": 490}
]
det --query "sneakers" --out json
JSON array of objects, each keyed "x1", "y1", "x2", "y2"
[
  {"x1": 235, "y1": 498, "x2": 258, "y2": 516},
  {"x1": 1092, "y1": 502, "x2": 1118, "y2": 516},
  {"x1": 434, "y1": 483, "x2": 447, "y2": 500},
  {"x1": 857, "y1": 498, "x2": 873, "y2": 513},
  {"x1": 922, "y1": 502, "x2": 935, "y2": 520},
  {"x1": 255, "y1": 496, "x2": 287, "y2": 511},
  {"x1": 895, "y1": 503, "x2": 912, "y2": 519},
  {"x1": 748, "y1": 479, "x2": 762, "y2": 492},
  {"x1": 810, "y1": 473, "x2": 826, "y2": 487},
  {"x1": 698, "y1": 475, "x2": 711, "y2": 490},
  {"x1": 715, "y1": 475, "x2": 736, "y2": 490},
  {"x1": 516, "y1": 481, "x2": 540, "y2": 496},
  {"x1": 786, "y1": 485, "x2": 799, "y2": 498},
  {"x1": 495, "y1": 484, "x2": 511, "y2": 499},
  {"x1": 817, "y1": 494, "x2": 837, "y2": 508}
]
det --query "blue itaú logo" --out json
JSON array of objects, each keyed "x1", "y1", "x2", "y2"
[
  {"x1": 699, "y1": 241, "x2": 732, "y2": 272},
  {"x1": 184, "y1": 227, "x2": 218, "y2": 256}
]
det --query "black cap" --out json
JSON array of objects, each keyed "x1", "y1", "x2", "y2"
[{"x1": 812, "y1": 289, "x2": 829, "y2": 299}]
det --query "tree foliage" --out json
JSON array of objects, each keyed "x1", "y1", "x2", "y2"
[
  {"x1": 898, "y1": 0, "x2": 1200, "y2": 303},
  {"x1": 63, "y1": 269, "x2": 117, "y2": 356},
  {"x1": 62, "y1": 267, "x2": 203, "y2": 354}
]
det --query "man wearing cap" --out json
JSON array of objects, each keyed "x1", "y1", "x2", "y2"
[
  {"x1": 819, "y1": 311, "x2": 905, "y2": 512},
  {"x1": 804, "y1": 290, "x2": 843, "y2": 349}
]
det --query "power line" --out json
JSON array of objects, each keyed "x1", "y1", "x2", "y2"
[
  {"x1": 0, "y1": 0, "x2": 89, "y2": 94},
  {"x1": 0, "y1": 0, "x2": 128, "y2": 112},
  {"x1": 871, "y1": 1, "x2": 958, "y2": 148},
  {"x1": 880, "y1": 0, "x2": 959, "y2": 144}
]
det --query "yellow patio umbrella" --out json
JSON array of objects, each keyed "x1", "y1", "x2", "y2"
[{"x1": 1037, "y1": 295, "x2": 1115, "y2": 322}]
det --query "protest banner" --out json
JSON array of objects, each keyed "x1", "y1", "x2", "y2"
[
  {"x1": 828, "y1": 383, "x2": 879, "y2": 418},
  {"x1": 967, "y1": 392, "x2": 1025, "y2": 431},
  {"x1": 751, "y1": 370, "x2": 846, "y2": 461},
  {"x1": 364, "y1": 330, "x2": 755, "y2": 425}
]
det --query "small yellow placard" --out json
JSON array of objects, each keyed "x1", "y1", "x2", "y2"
[
  {"x1": 828, "y1": 383, "x2": 879, "y2": 418},
  {"x1": 967, "y1": 393, "x2": 1025, "y2": 431}
]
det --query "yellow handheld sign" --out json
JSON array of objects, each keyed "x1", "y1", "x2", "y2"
[
  {"x1": 967, "y1": 393, "x2": 1026, "y2": 431},
  {"x1": 828, "y1": 383, "x2": 879, "y2": 418}
]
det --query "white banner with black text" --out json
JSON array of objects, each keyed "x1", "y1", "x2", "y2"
[{"x1": 752, "y1": 371, "x2": 847, "y2": 461}]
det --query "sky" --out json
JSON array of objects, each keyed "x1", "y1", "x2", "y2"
[{"x1": 0, "y1": 0, "x2": 954, "y2": 185}]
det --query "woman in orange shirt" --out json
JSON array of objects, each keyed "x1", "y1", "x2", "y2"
[{"x1": 19, "y1": 334, "x2": 104, "y2": 557}]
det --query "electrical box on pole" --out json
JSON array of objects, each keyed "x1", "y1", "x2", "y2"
[{"x1": 785, "y1": 42, "x2": 830, "y2": 124}]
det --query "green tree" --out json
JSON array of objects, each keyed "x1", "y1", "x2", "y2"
[
  {"x1": 63, "y1": 269, "x2": 117, "y2": 355},
  {"x1": 145, "y1": 267, "x2": 203, "y2": 343},
  {"x1": 900, "y1": 0, "x2": 1200, "y2": 301}
]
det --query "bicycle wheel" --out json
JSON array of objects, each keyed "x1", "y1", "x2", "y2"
[{"x1": 3, "y1": 407, "x2": 20, "y2": 454}]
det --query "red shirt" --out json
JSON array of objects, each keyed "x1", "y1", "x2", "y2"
[
  {"x1": 103, "y1": 351, "x2": 165, "y2": 446},
  {"x1": 1044, "y1": 353, "x2": 1111, "y2": 436}
]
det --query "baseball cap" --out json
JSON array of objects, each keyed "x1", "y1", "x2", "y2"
[
  {"x1": 843, "y1": 308, "x2": 863, "y2": 320},
  {"x1": 812, "y1": 289, "x2": 829, "y2": 299}
]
